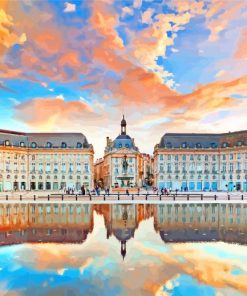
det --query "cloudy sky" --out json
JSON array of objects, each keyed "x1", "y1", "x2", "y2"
[{"x1": 1, "y1": 0, "x2": 247, "y2": 157}]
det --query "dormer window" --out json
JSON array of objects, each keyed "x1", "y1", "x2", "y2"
[
  {"x1": 196, "y1": 143, "x2": 202, "y2": 148},
  {"x1": 46, "y1": 142, "x2": 52, "y2": 148},
  {"x1": 61, "y1": 142, "x2": 67, "y2": 148},
  {"x1": 20, "y1": 141, "x2": 25, "y2": 147},
  {"x1": 181, "y1": 142, "x2": 187, "y2": 148},
  {"x1": 222, "y1": 142, "x2": 228, "y2": 148},
  {"x1": 211, "y1": 142, "x2": 217, "y2": 148},
  {"x1": 237, "y1": 141, "x2": 243, "y2": 146},
  {"x1": 118, "y1": 143, "x2": 122, "y2": 148},
  {"x1": 125, "y1": 144, "x2": 129, "y2": 148},
  {"x1": 77, "y1": 142, "x2": 82, "y2": 148},
  {"x1": 31, "y1": 142, "x2": 37, "y2": 148},
  {"x1": 5, "y1": 140, "x2": 10, "y2": 146},
  {"x1": 166, "y1": 142, "x2": 172, "y2": 148}
]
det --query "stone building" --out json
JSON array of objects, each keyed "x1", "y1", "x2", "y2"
[
  {"x1": 94, "y1": 116, "x2": 144, "y2": 190},
  {"x1": 0, "y1": 129, "x2": 94, "y2": 192},
  {"x1": 154, "y1": 131, "x2": 247, "y2": 191}
]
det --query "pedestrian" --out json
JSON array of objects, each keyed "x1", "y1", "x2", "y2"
[
  {"x1": 126, "y1": 189, "x2": 129, "y2": 196},
  {"x1": 137, "y1": 187, "x2": 140, "y2": 195}
]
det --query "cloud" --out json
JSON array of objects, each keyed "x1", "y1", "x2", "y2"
[
  {"x1": 141, "y1": 8, "x2": 154, "y2": 24},
  {"x1": 15, "y1": 97, "x2": 95, "y2": 130},
  {"x1": 64, "y1": 2, "x2": 76, "y2": 13},
  {"x1": 235, "y1": 27, "x2": 247, "y2": 59}
]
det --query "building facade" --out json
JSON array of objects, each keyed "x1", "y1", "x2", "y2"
[
  {"x1": 0, "y1": 130, "x2": 94, "y2": 192},
  {"x1": 154, "y1": 131, "x2": 247, "y2": 191},
  {"x1": 94, "y1": 116, "x2": 144, "y2": 189}
]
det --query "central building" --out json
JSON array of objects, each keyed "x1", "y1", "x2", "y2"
[{"x1": 94, "y1": 116, "x2": 143, "y2": 190}]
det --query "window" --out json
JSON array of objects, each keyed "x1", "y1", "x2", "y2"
[
  {"x1": 5, "y1": 140, "x2": 10, "y2": 146},
  {"x1": 237, "y1": 141, "x2": 242, "y2": 146},
  {"x1": 230, "y1": 154, "x2": 233, "y2": 160},
  {"x1": 196, "y1": 143, "x2": 202, "y2": 148},
  {"x1": 160, "y1": 155, "x2": 163, "y2": 161},
  {"x1": 77, "y1": 142, "x2": 82, "y2": 148},
  {"x1": 175, "y1": 155, "x2": 178, "y2": 161},
  {"x1": 31, "y1": 142, "x2": 37, "y2": 148},
  {"x1": 118, "y1": 143, "x2": 122, "y2": 148},
  {"x1": 46, "y1": 142, "x2": 52, "y2": 148},
  {"x1": 20, "y1": 141, "x2": 25, "y2": 147},
  {"x1": 181, "y1": 142, "x2": 187, "y2": 148},
  {"x1": 211, "y1": 143, "x2": 217, "y2": 148},
  {"x1": 182, "y1": 155, "x2": 186, "y2": 161},
  {"x1": 125, "y1": 144, "x2": 129, "y2": 148},
  {"x1": 61, "y1": 142, "x2": 67, "y2": 148},
  {"x1": 222, "y1": 142, "x2": 228, "y2": 148},
  {"x1": 166, "y1": 142, "x2": 172, "y2": 148}
]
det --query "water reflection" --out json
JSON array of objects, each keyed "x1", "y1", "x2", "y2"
[{"x1": 0, "y1": 203, "x2": 247, "y2": 254}]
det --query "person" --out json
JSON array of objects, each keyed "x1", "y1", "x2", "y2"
[
  {"x1": 107, "y1": 187, "x2": 110, "y2": 196},
  {"x1": 137, "y1": 187, "x2": 140, "y2": 195},
  {"x1": 126, "y1": 189, "x2": 129, "y2": 196},
  {"x1": 81, "y1": 185, "x2": 85, "y2": 195},
  {"x1": 175, "y1": 189, "x2": 178, "y2": 196}
]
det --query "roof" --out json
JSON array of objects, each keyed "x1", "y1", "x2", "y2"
[
  {"x1": 0, "y1": 129, "x2": 91, "y2": 149},
  {"x1": 159, "y1": 130, "x2": 247, "y2": 149}
]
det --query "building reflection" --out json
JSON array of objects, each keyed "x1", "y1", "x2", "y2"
[
  {"x1": 0, "y1": 204, "x2": 94, "y2": 245},
  {"x1": 154, "y1": 204, "x2": 247, "y2": 244},
  {"x1": 95, "y1": 204, "x2": 155, "y2": 259},
  {"x1": 0, "y1": 203, "x2": 247, "y2": 256}
]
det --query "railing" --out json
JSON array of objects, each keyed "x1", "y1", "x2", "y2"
[{"x1": 1, "y1": 192, "x2": 246, "y2": 202}]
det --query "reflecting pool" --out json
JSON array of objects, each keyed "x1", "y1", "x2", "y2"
[{"x1": 0, "y1": 203, "x2": 247, "y2": 295}]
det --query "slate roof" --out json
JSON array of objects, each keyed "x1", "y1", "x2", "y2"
[
  {"x1": 159, "y1": 130, "x2": 247, "y2": 149},
  {"x1": 0, "y1": 129, "x2": 91, "y2": 149}
]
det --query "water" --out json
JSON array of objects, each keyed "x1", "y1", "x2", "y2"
[{"x1": 0, "y1": 203, "x2": 247, "y2": 295}]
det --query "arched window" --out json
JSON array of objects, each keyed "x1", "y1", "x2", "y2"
[
  {"x1": 77, "y1": 142, "x2": 82, "y2": 148},
  {"x1": 31, "y1": 142, "x2": 37, "y2": 148},
  {"x1": 61, "y1": 142, "x2": 67, "y2": 148},
  {"x1": 46, "y1": 142, "x2": 52, "y2": 148},
  {"x1": 5, "y1": 140, "x2": 10, "y2": 146}
]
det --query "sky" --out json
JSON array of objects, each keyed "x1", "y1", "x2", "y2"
[{"x1": 0, "y1": 0, "x2": 247, "y2": 158}]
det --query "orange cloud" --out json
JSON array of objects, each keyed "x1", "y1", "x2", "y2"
[
  {"x1": 15, "y1": 97, "x2": 95, "y2": 130},
  {"x1": 235, "y1": 27, "x2": 247, "y2": 59}
]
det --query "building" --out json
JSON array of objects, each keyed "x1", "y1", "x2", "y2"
[
  {"x1": 0, "y1": 129, "x2": 94, "y2": 192},
  {"x1": 94, "y1": 116, "x2": 144, "y2": 189},
  {"x1": 154, "y1": 131, "x2": 247, "y2": 191}
]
